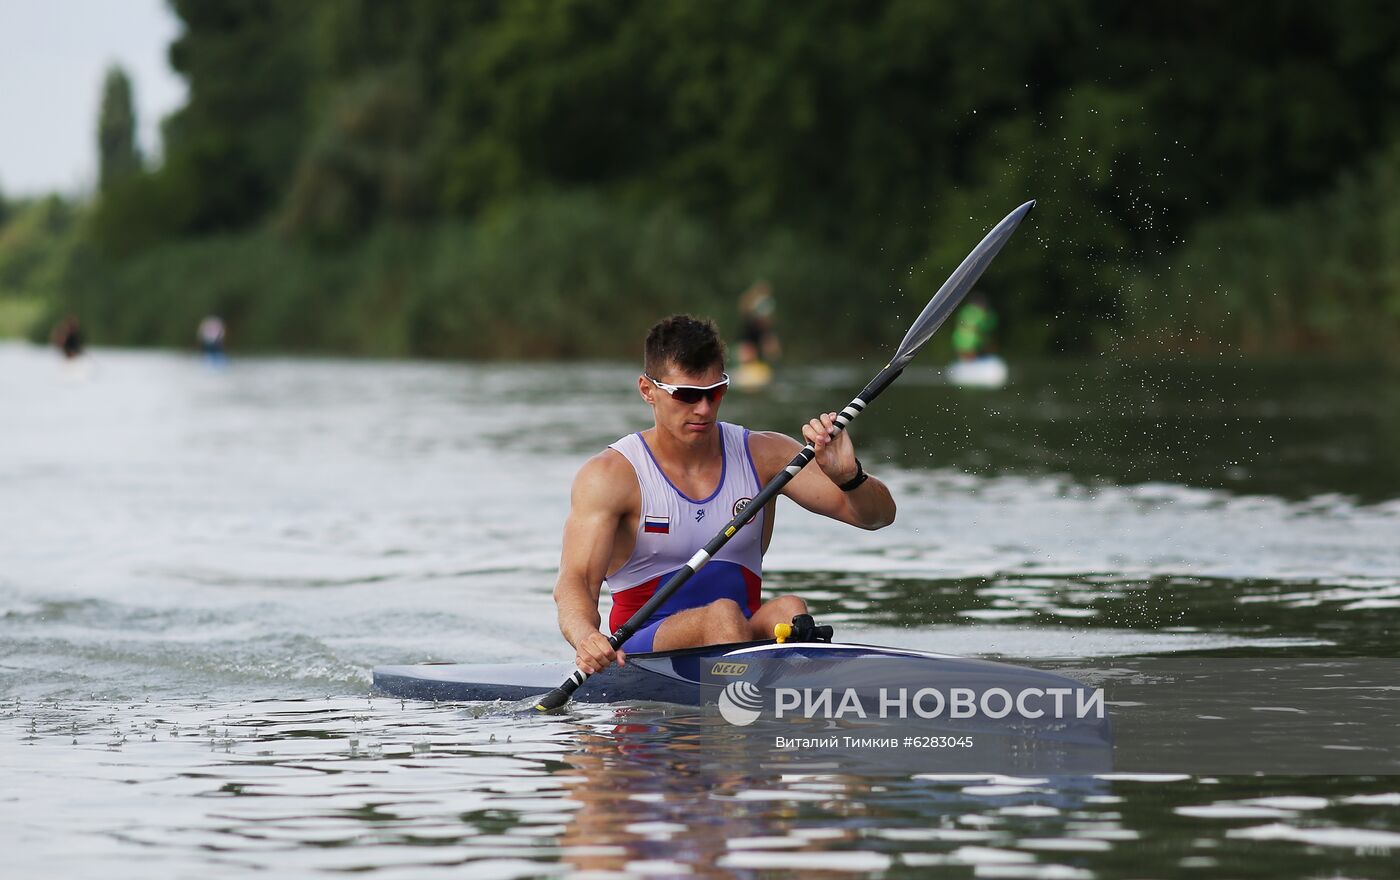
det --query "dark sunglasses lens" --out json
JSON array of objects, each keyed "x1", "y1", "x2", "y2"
[{"x1": 671, "y1": 385, "x2": 726, "y2": 404}]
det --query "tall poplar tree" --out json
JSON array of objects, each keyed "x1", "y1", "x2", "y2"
[{"x1": 97, "y1": 65, "x2": 142, "y2": 191}]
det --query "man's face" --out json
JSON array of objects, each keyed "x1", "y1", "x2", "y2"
[{"x1": 640, "y1": 361, "x2": 727, "y2": 440}]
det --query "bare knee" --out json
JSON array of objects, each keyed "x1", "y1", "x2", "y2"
[
  {"x1": 706, "y1": 598, "x2": 744, "y2": 617},
  {"x1": 748, "y1": 594, "x2": 809, "y2": 640},
  {"x1": 771, "y1": 594, "x2": 808, "y2": 616},
  {"x1": 705, "y1": 599, "x2": 749, "y2": 641}
]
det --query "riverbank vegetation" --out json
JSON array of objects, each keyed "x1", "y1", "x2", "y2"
[{"x1": 3, "y1": 1, "x2": 1399, "y2": 358}]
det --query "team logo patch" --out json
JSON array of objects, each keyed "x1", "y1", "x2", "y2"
[
  {"x1": 733, "y1": 497, "x2": 753, "y2": 517},
  {"x1": 643, "y1": 515, "x2": 670, "y2": 534}
]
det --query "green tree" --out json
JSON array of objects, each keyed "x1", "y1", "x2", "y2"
[
  {"x1": 98, "y1": 66, "x2": 143, "y2": 191},
  {"x1": 60, "y1": 0, "x2": 1400, "y2": 357},
  {"x1": 160, "y1": 0, "x2": 313, "y2": 232},
  {"x1": 0, "y1": 196, "x2": 77, "y2": 296}
]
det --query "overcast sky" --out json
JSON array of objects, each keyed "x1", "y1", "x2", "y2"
[{"x1": 0, "y1": 0, "x2": 186, "y2": 197}]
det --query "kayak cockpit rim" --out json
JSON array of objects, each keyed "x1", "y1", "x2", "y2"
[{"x1": 720, "y1": 641, "x2": 960, "y2": 660}]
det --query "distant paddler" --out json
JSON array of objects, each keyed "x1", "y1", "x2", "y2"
[
  {"x1": 50, "y1": 314, "x2": 92, "y2": 379},
  {"x1": 51, "y1": 314, "x2": 84, "y2": 360},
  {"x1": 733, "y1": 280, "x2": 780, "y2": 391},
  {"x1": 198, "y1": 314, "x2": 227, "y2": 366},
  {"x1": 554, "y1": 314, "x2": 896, "y2": 676},
  {"x1": 947, "y1": 293, "x2": 1008, "y2": 388},
  {"x1": 952, "y1": 293, "x2": 998, "y2": 360}
]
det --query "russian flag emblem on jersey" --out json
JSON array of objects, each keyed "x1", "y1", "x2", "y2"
[{"x1": 643, "y1": 515, "x2": 670, "y2": 534}]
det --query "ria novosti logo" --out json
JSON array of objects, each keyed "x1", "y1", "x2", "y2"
[
  {"x1": 717, "y1": 681, "x2": 764, "y2": 726},
  {"x1": 708, "y1": 661, "x2": 1105, "y2": 727}
]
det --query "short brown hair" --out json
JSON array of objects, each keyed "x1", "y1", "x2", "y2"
[{"x1": 644, "y1": 314, "x2": 726, "y2": 377}]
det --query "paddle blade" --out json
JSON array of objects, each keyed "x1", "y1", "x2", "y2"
[
  {"x1": 534, "y1": 687, "x2": 569, "y2": 712},
  {"x1": 891, "y1": 200, "x2": 1034, "y2": 369},
  {"x1": 536, "y1": 668, "x2": 588, "y2": 711}
]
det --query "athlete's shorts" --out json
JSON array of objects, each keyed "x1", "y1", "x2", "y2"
[
  {"x1": 626, "y1": 616, "x2": 667, "y2": 654},
  {"x1": 622, "y1": 599, "x2": 759, "y2": 655}
]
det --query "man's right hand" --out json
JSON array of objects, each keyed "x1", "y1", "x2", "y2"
[{"x1": 574, "y1": 630, "x2": 626, "y2": 674}]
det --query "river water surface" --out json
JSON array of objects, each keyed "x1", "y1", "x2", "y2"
[{"x1": 3, "y1": 342, "x2": 1399, "y2": 878}]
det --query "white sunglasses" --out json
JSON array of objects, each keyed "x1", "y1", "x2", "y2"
[{"x1": 644, "y1": 372, "x2": 731, "y2": 404}]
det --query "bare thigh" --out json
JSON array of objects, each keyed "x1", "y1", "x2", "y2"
[{"x1": 651, "y1": 599, "x2": 751, "y2": 651}]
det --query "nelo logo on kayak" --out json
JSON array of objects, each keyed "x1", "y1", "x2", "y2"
[{"x1": 710, "y1": 662, "x2": 749, "y2": 676}]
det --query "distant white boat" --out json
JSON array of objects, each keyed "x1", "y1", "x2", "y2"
[{"x1": 945, "y1": 355, "x2": 1008, "y2": 388}]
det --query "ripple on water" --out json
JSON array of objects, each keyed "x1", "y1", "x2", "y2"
[
  {"x1": 4, "y1": 691, "x2": 1400, "y2": 876},
  {"x1": 7, "y1": 348, "x2": 1400, "y2": 877}
]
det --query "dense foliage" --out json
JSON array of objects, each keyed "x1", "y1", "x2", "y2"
[{"x1": 7, "y1": 0, "x2": 1400, "y2": 357}]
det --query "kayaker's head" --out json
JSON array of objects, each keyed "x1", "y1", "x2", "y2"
[{"x1": 641, "y1": 315, "x2": 728, "y2": 440}]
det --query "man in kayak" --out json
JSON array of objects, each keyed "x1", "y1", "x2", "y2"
[{"x1": 555, "y1": 314, "x2": 897, "y2": 674}]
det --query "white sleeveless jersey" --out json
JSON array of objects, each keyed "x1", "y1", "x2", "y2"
[{"x1": 604, "y1": 422, "x2": 766, "y2": 631}]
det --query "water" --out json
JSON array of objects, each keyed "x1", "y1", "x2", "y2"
[{"x1": 3, "y1": 341, "x2": 1400, "y2": 877}]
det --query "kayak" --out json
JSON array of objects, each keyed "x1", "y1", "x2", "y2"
[
  {"x1": 375, "y1": 633, "x2": 1112, "y2": 770},
  {"x1": 374, "y1": 639, "x2": 1099, "y2": 712},
  {"x1": 945, "y1": 355, "x2": 1008, "y2": 388},
  {"x1": 376, "y1": 641, "x2": 970, "y2": 703}
]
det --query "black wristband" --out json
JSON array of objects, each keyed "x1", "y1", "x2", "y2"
[{"x1": 837, "y1": 458, "x2": 868, "y2": 492}]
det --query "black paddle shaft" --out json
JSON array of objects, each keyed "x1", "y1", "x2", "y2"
[{"x1": 534, "y1": 199, "x2": 1034, "y2": 712}]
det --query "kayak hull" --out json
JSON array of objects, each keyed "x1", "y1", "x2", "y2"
[
  {"x1": 374, "y1": 641, "x2": 1088, "y2": 708},
  {"x1": 374, "y1": 639, "x2": 778, "y2": 704},
  {"x1": 374, "y1": 641, "x2": 1113, "y2": 763},
  {"x1": 373, "y1": 657, "x2": 695, "y2": 704},
  {"x1": 946, "y1": 355, "x2": 1008, "y2": 388}
]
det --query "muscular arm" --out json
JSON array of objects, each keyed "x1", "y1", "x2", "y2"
[
  {"x1": 751, "y1": 422, "x2": 896, "y2": 530},
  {"x1": 553, "y1": 451, "x2": 636, "y2": 671}
]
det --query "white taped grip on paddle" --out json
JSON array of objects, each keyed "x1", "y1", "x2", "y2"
[
  {"x1": 834, "y1": 397, "x2": 867, "y2": 429},
  {"x1": 786, "y1": 397, "x2": 866, "y2": 479}
]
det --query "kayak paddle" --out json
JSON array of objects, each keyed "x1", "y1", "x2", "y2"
[{"x1": 535, "y1": 199, "x2": 1035, "y2": 711}]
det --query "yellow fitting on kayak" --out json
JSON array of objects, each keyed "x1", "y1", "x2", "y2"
[{"x1": 774, "y1": 623, "x2": 792, "y2": 643}]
